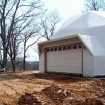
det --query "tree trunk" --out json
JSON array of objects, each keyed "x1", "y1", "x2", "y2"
[
  {"x1": 11, "y1": 60, "x2": 15, "y2": 72},
  {"x1": 23, "y1": 52, "x2": 26, "y2": 70},
  {"x1": 12, "y1": 63, "x2": 15, "y2": 72},
  {"x1": 23, "y1": 41, "x2": 26, "y2": 70},
  {"x1": 12, "y1": 61, "x2": 15, "y2": 72},
  {"x1": 2, "y1": 44, "x2": 8, "y2": 68}
]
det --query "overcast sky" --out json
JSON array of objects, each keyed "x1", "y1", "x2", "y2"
[
  {"x1": 42, "y1": 0, "x2": 85, "y2": 20},
  {"x1": 27, "y1": 0, "x2": 85, "y2": 61}
]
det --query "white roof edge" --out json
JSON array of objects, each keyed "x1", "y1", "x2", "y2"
[{"x1": 38, "y1": 34, "x2": 78, "y2": 45}]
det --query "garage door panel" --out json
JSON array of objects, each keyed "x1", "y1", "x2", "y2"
[
  {"x1": 48, "y1": 67, "x2": 82, "y2": 73},
  {"x1": 47, "y1": 60, "x2": 82, "y2": 66},
  {"x1": 47, "y1": 46, "x2": 82, "y2": 74}
]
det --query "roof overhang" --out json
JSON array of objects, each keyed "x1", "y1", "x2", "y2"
[
  {"x1": 38, "y1": 34, "x2": 78, "y2": 45},
  {"x1": 38, "y1": 34, "x2": 105, "y2": 56}
]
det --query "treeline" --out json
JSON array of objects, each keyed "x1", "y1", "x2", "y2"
[{"x1": 6, "y1": 61, "x2": 39, "y2": 72}]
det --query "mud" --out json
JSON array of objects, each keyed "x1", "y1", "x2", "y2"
[{"x1": 0, "y1": 71, "x2": 104, "y2": 105}]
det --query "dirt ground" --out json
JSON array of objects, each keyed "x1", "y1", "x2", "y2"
[{"x1": 0, "y1": 71, "x2": 105, "y2": 105}]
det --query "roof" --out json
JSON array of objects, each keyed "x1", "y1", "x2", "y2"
[
  {"x1": 78, "y1": 35, "x2": 105, "y2": 56},
  {"x1": 52, "y1": 11, "x2": 105, "y2": 39},
  {"x1": 38, "y1": 34, "x2": 105, "y2": 56},
  {"x1": 38, "y1": 11, "x2": 105, "y2": 56}
]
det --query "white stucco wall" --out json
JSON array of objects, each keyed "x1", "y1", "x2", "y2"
[
  {"x1": 83, "y1": 48, "x2": 94, "y2": 77},
  {"x1": 83, "y1": 48, "x2": 105, "y2": 77},
  {"x1": 94, "y1": 56, "x2": 105, "y2": 76},
  {"x1": 39, "y1": 52, "x2": 44, "y2": 73}
]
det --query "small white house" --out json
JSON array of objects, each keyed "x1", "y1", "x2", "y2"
[{"x1": 38, "y1": 11, "x2": 105, "y2": 77}]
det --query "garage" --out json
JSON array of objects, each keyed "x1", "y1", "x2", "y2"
[
  {"x1": 46, "y1": 44, "x2": 83, "y2": 74},
  {"x1": 39, "y1": 11, "x2": 105, "y2": 77}
]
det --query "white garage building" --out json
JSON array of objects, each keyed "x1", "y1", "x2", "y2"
[{"x1": 38, "y1": 11, "x2": 105, "y2": 77}]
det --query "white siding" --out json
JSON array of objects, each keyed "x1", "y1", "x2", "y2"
[{"x1": 83, "y1": 48, "x2": 94, "y2": 77}]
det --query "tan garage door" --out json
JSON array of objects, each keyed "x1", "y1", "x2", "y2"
[{"x1": 46, "y1": 44, "x2": 83, "y2": 74}]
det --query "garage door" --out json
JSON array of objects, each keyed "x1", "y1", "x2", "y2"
[{"x1": 46, "y1": 44, "x2": 83, "y2": 74}]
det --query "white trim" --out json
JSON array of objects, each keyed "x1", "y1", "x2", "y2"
[{"x1": 38, "y1": 34, "x2": 78, "y2": 44}]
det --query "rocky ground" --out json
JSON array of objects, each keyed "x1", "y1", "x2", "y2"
[{"x1": 0, "y1": 71, "x2": 105, "y2": 105}]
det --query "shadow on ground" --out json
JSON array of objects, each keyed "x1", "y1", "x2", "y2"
[
  {"x1": 33, "y1": 73, "x2": 93, "y2": 83},
  {"x1": 18, "y1": 93, "x2": 41, "y2": 105}
]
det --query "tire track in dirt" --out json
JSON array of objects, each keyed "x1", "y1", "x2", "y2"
[
  {"x1": 0, "y1": 81, "x2": 21, "y2": 105},
  {"x1": 0, "y1": 81, "x2": 20, "y2": 95}
]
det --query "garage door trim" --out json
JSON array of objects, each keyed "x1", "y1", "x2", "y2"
[{"x1": 44, "y1": 43, "x2": 83, "y2": 74}]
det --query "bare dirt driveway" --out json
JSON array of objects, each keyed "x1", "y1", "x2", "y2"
[{"x1": 0, "y1": 71, "x2": 105, "y2": 105}]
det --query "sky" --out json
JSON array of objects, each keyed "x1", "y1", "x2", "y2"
[
  {"x1": 42, "y1": 0, "x2": 85, "y2": 20},
  {"x1": 27, "y1": 0, "x2": 85, "y2": 61}
]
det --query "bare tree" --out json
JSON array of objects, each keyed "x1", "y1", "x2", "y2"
[
  {"x1": 22, "y1": 28, "x2": 41, "y2": 70},
  {"x1": 39, "y1": 10, "x2": 62, "y2": 40},
  {"x1": 8, "y1": 37, "x2": 21, "y2": 72},
  {"x1": 0, "y1": 0, "x2": 44, "y2": 71},
  {"x1": 84, "y1": 0, "x2": 105, "y2": 11},
  {"x1": 7, "y1": 24, "x2": 22, "y2": 71}
]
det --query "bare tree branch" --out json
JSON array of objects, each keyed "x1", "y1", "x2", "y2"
[
  {"x1": 39, "y1": 10, "x2": 62, "y2": 40},
  {"x1": 84, "y1": 0, "x2": 105, "y2": 11},
  {"x1": 0, "y1": 0, "x2": 45, "y2": 71},
  {"x1": 25, "y1": 37, "x2": 41, "y2": 52}
]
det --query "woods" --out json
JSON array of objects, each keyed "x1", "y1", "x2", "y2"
[{"x1": 0, "y1": 0, "x2": 61, "y2": 71}]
